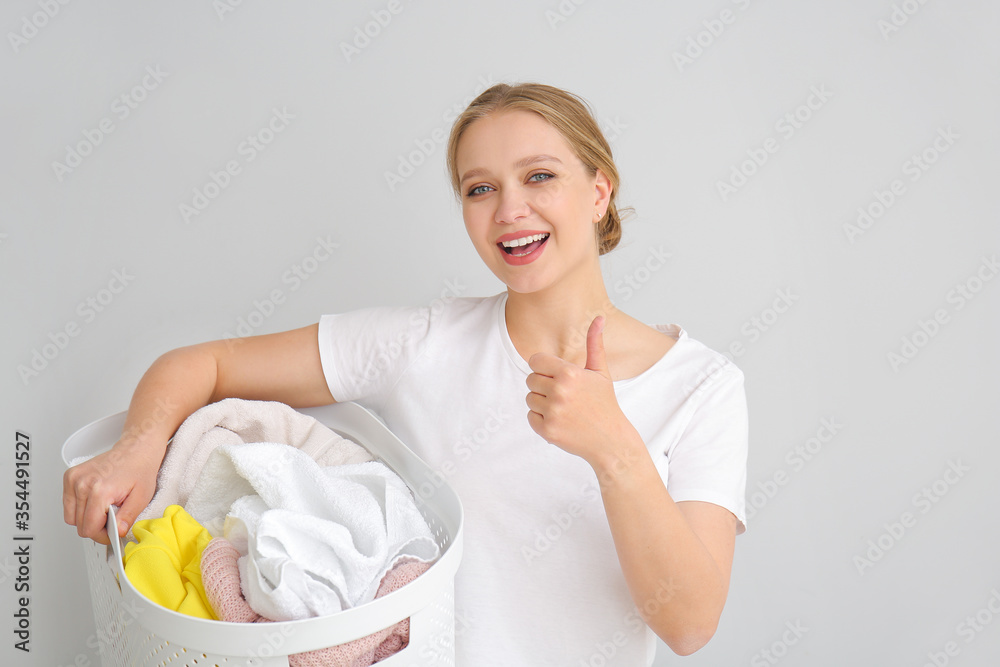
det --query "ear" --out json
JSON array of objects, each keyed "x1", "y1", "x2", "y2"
[{"x1": 593, "y1": 168, "x2": 613, "y2": 222}]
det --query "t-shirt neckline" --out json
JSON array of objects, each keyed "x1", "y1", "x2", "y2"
[{"x1": 494, "y1": 291, "x2": 686, "y2": 386}]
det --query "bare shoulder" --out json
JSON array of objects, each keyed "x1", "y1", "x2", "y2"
[{"x1": 607, "y1": 312, "x2": 677, "y2": 381}]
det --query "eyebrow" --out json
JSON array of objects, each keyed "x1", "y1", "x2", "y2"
[{"x1": 460, "y1": 154, "x2": 564, "y2": 184}]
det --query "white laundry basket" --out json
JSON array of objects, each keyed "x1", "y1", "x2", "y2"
[{"x1": 61, "y1": 401, "x2": 464, "y2": 667}]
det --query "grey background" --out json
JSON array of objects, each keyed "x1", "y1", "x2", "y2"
[{"x1": 2, "y1": 1, "x2": 999, "y2": 665}]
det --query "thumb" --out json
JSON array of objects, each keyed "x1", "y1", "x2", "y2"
[
  {"x1": 115, "y1": 490, "x2": 149, "y2": 538},
  {"x1": 585, "y1": 315, "x2": 609, "y2": 376}
]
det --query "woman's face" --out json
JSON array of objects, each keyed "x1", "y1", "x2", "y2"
[{"x1": 455, "y1": 110, "x2": 611, "y2": 294}]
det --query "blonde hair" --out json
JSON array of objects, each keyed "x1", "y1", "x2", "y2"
[{"x1": 446, "y1": 82, "x2": 631, "y2": 255}]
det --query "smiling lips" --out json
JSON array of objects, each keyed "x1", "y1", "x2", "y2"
[{"x1": 496, "y1": 231, "x2": 550, "y2": 265}]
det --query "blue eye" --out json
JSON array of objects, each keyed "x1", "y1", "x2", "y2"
[
  {"x1": 529, "y1": 172, "x2": 554, "y2": 183},
  {"x1": 467, "y1": 184, "x2": 492, "y2": 197}
]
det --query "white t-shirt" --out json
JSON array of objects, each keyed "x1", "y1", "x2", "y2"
[{"x1": 317, "y1": 291, "x2": 748, "y2": 666}]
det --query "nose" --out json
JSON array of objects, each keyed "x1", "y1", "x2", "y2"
[{"x1": 494, "y1": 187, "x2": 531, "y2": 225}]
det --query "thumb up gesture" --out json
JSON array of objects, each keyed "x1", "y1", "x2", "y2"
[{"x1": 526, "y1": 316, "x2": 635, "y2": 466}]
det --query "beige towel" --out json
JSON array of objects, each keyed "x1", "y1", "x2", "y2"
[{"x1": 136, "y1": 398, "x2": 374, "y2": 531}]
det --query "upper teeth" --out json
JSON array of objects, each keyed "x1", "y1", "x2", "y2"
[{"x1": 501, "y1": 233, "x2": 549, "y2": 248}]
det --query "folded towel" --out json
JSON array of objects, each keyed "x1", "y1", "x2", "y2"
[
  {"x1": 184, "y1": 442, "x2": 439, "y2": 621},
  {"x1": 201, "y1": 537, "x2": 430, "y2": 666},
  {"x1": 138, "y1": 398, "x2": 375, "y2": 529},
  {"x1": 123, "y1": 505, "x2": 216, "y2": 619}
]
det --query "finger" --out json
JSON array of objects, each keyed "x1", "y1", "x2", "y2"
[
  {"x1": 585, "y1": 315, "x2": 609, "y2": 375},
  {"x1": 77, "y1": 478, "x2": 114, "y2": 544},
  {"x1": 526, "y1": 409, "x2": 544, "y2": 436},
  {"x1": 73, "y1": 473, "x2": 95, "y2": 535},
  {"x1": 525, "y1": 372, "x2": 554, "y2": 395},
  {"x1": 115, "y1": 487, "x2": 149, "y2": 538},
  {"x1": 62, "y1": 469, "x2": 78, "y2": 526},
  {"x1": 525, "y1": 391, "x2": 546, "y2": 415},
  {"x1": 527, "y1": 352, "x2": 563, "y2": 376},
  {"x1": 80, "y1": 492, "x2": 112, "y2": 545},
  {"x1": 87, "y1": 508, "x2": 112, "y2": 545}
]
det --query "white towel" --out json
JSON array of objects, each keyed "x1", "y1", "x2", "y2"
[
  {"x1": 137, "y1": 398, "x2": 374, "y2": 527},
  {"x1": 185, "y1": 442, "x2": 440, "y2": 621}
]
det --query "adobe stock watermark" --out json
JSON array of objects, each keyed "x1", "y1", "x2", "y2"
[
  {"x1": 677, "y1": 286, "x2": 799, "y2": 374},
  {"x1": 521, "y1": 446, "x2": 645, "y2": 565},
  {"x1": 746, "y1": 416, "x2": 843, "y2": 521},
  {"x1": 223, "y1": 236, "x2": 339, "y2": 344},
  {"x1": 121, "y1": 397, "x2": 180, "y2": 445},
  {"x1": 672, "y1": 0, "x2": 757, "y2": 72},
  {"x1": 544, "y1": 0, "x2": 588, "y2": 31},
  {"x1": 414, "y1": 610, "x2": 471, "y2": 665},
  {"x1": 55, "y1": 594, "x2": 144, "y2": 667},
  {"x1": 611, "y1": 245, "x2": 672, "y2": 301},
  {"x1": 679, "y1": 285, "x2": 799, "y2": 396},
  {"x1": 520, "y1": 485, "x2": 595, "y2": 566},
  {"x1": 51, "y1": 65, "x2": 169, "y2": 183},
  {"x1": 384, "y1": 75, "x2": 497, "y2": 192},
  {"x1": 435, "y1": 104, "x2": 625, "y2": 206},
  {"x1": 563, "y1": 296, "x2": 617, "y2": 358},
  {"x1": 877, "y1": 0, "x2": 934, "y2": 40},
  {"x1": 340, "y1": 0, "x2": 413, "y2": 63},
  {"x1": 238, "y1": 622, "x2": 294, "y2": 666},
  {"x1": 853, "y1": 458, "x2": 970, "y2": 575},
  {"x1": 731, "y1": 287, "x2": 798, "y2": 359},
  {"x1": 750, "y1": 619, "x2": 809, "y2": 666},
  {"x1": 213, "y1": 0, "x2": 248, "y2": 22},
  {"x1": 578, "y1": 577, "x2": 679, "y2": 666},
  {"x1": 18, "y1": 268, "x2": 135, "y2": 386},
  {"x1": 919, "y1": 587, "x2": 1000, "y2": 667},
  {"x1": 599, "y1": 115, "x2": 628, "y2": 145},
  {"x1": 65, "y1": 397, "x2": 179, "y2": 503},
  {"x1": 179, "y1": 106, "x2": 295, "y2": 223},
  {"x1": 0, "y1": 555, "x2": 16, "y2": 585},
  {"x1": 887, "y1": 254, "x2": 998, "y2": 372},
  {"x1": 413, "y1": 404, "x2": 512, "y2": 506},
  {"x1": 359, "y1": 277, "x2": 468, "y2": 384},
  {"x1": 8, "y1": 0, "x2": 72, "y2": 54},
  {"x1": 843, "y1": 126, "x2": 959, "y2": 244},
  {"x1": 678, "y1": 352, "x2": 733, "y2": 408},
  {"x1": 716, "y1": 85, "x2": 834, "y2": 202}
]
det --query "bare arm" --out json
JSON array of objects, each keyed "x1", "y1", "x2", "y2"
[
  {"x1": 525, "y1": 317, "x2": 740, "y2": 654},
  {"x1": 62, "y1": 323, "x2": 333, "y2": 544},
  {"x1": 593, "y1": 435, "x2": 736, "y2": 655}
]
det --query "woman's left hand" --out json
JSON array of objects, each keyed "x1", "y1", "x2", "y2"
[{"x1": 526, "y1": 316, "x2": 638, "y2": 466}]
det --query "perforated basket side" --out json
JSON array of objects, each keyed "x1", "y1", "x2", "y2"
[
  {"x1": 82, "y1": 538, "x2": 135, "y2": 667},
  {"x1": 130, "y1": 635, "x2": 288, "y2": 667},
  {"x1": 384, "y1": 583, "x2": 456, "y2": 667},
  {"x1": 67, "y1": 402, "x2": 463, "y2": 666}
]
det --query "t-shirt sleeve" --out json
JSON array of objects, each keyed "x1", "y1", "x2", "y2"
[
  {"x1": 665, "y1": 363, "x2": 749, "y2": 535},
  {"x1": 317, "y1": 304, "x2": 432, "y2": 410}
]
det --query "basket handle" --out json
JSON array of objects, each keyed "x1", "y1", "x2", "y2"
[{"x1": 106, "y1": 505, "x2": 126, "y2": 593}]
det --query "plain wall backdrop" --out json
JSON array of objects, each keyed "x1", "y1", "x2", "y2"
[{"x1": 2, "y1": 1, "x2": 999, "y2": 665}]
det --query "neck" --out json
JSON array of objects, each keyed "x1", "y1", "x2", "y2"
[{"x1": 504, "y1": 256, "x2": 618, "y2": 366}]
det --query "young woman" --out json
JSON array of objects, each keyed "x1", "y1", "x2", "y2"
[{"x1": 64, "y1": 83, "x2": 748, "y2": 665}]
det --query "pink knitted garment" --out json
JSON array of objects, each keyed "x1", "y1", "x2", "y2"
[{"x1": 200, "y1": 537, "x2": 431, "y2": 666}]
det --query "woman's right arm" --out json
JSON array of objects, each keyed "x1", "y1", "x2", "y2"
[{"x1": 62, "y1": 323, "x2": 334, "y2": 544}]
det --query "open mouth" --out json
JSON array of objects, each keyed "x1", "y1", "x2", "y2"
[{"x1": 498, "y1": 233, "x2": 549, "y2": 257}]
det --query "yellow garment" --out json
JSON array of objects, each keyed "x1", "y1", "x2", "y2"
[{"x1": 123, "y1": 505, "x2": 217, "y2": 620}]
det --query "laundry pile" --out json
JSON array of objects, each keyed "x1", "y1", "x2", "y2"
[{"x1": 120, "y1": 399, "x2": 440, "y2": 666}]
